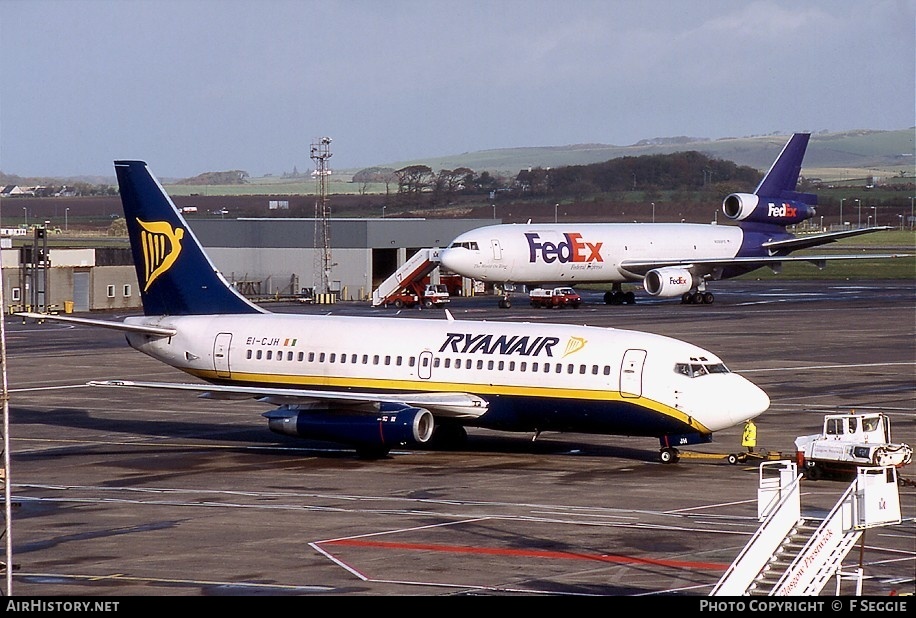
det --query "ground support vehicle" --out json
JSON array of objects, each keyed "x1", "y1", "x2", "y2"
[
  {"x1": 529, "y1": 286, "x2": 582, "y2": 309},
  {"x1": 795, "y1": 412, "x2": 913, "y2": 481}
]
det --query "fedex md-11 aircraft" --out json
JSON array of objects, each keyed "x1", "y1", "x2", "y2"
[
  {"x1": 440, "y1": 133, "x2": 904, "y2": 307},
  {"x1": 19, "y1": 160, "x2": 769, "y2": 462}
]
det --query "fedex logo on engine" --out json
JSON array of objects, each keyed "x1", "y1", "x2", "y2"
[
  {"x1": 670, "y1": 276, "x2": 688, "y2": 285},
  {"x1": 767, "y1": 202, "x2": 797, "y2": 218},
  {"x1": 525, "y1": 232, "x2": 603, "y2": 264}
]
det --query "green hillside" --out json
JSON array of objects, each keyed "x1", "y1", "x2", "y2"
[{"x1": 160, "y1": 129, "x2": 914, "y2": 197}]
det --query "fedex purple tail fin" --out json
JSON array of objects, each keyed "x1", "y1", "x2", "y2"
[{"x1": 721, "y1": 133, "x2": 817, "y2": 228}]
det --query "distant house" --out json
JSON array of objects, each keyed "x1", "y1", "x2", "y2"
[{"x1": 1, "y1": 185, "x2": 27, "y2": 196}]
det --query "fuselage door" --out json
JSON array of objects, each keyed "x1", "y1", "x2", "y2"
[
  {"x1": 418, "y1": 350, "x2": 433, "y2": 380},
  {"x1": 620, "y1": 349, "x2": 647, "y2": 398},
  {"x1": 490, "y1": 239, "x2": 503, "y2": 261},
  {"x1": 214, "y1": 332, "x2": 232, "y2": 378}
]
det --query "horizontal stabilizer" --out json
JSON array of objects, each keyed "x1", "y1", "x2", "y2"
[
  {"x1": 16, "y1": 312, "x2": 177, "y2": 336},
  {"x1": 762, "y1": 226, "x2": 894, "y2": 253}
]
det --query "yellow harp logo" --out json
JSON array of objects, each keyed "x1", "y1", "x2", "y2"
[
  {"x1": 138, "y1": 219, "x2": 184, "y2": 291},
  {"x1": 561, "y1": 336, "x2": 587, "y2": 358}
]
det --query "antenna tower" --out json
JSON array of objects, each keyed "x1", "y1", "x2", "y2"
[{"x1": 310, "y1": 137, "x2": 332, "y2": 295}]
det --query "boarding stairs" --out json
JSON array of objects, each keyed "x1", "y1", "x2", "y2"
[
  {"x1": 711, "y1": 462, "x2": 902, "y2": 596},
  {"x1": 371, "y1": 247, "x2": 442, "y2": 307}
]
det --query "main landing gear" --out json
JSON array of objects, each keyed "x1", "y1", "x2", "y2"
[
  {"x1": 604, "y1": 283, "x2": 636, "y2": 305},
  {"x1": 681, "y1": 290, "x2": 714, "y2": 304},
  {"x1": 681, "y1": 281, "x2": 714, "y2": 304}
]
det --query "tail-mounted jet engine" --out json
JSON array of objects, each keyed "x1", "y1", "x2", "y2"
[{"x1": 722, "y1": 193, "x2": 815, "y2": 226}]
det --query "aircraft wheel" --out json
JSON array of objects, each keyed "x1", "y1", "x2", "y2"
[
  {"x1": 804, "y1": 464, "x2": 823, "y2": 481},
  {"x1": 702, "y1": 292, "x2": 714, "y2": 304},
  {"x1": 727, "y1": 453, "x2": 739, "y2": 465},
  {"x1": 873, "y1": 447, "x2": 891, "y2": 466},
  {"x1": 428, "y1": 423, "x2": 468, "y2": 450},
  {"x1": 624, "y1": 291, "x2": 636, "y2": 304},
  {"x1": 355, "y1": 445, "x2": 391, "y2": 460},
  {"x1": 681, "y1": 293, "x2": 692, "y2": 304},
  {"x1": 659, "y1": 448, "x2": 679, "y2": 464},
  {"x1": 604, "y1": 291, "x2": 614, "y2": 304}
]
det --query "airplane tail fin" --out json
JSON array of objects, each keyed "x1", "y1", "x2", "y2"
[
  {"x1": 722, "y1": 133, "x2": 817, "y2": 228},
  {"x1": 753, "y1": 132, "x2": 817, "y2": 205},
  {"x1": 114, "y1": 160, "x2": 265, "y2": 316}
]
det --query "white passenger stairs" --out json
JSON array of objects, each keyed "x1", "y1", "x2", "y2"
[
  {"x1": 711, "y1": 461, "x2": 902, "y2": 596},
  {"x1": 371, "y1": 247, "x2": 442, "y2": 307}
]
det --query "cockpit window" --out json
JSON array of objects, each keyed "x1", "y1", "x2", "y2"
[
  {"x1": 674, "y1": 362, "x2": 730, "y2": 377},
  {"x1": 447, "y1": 241, "x2": 478, "y2": 250}
]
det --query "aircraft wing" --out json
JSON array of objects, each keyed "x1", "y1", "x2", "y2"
[
  {"x1": 89, "y1": 379, "x2": 488, "y2": 419},
  {"x1": 761, "y1": 226, "x2": 894, "y2": 253},
  {"x1": 618, "y1": 252, "x2": 912, "y2": 279}
]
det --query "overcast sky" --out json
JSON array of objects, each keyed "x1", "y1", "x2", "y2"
[{"x1": 1, "y1": 0, "x2": 914, "y2": 179}]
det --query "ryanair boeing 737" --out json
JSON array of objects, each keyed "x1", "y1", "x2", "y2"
[
  {"x1": 440, "y1": 133, "x2": 905, "y2": 307},
  {"x1": 19, "y1": 160, "x2": 769, "y2": 461}
]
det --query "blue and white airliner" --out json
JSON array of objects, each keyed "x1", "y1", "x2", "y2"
[{"x1": 19, "y1": 160, "x2": 769, "y2": 462}]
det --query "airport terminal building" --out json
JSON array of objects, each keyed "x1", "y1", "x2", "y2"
[{"x1": 1, "y1": 217, "x2": 494, "y2": 313}]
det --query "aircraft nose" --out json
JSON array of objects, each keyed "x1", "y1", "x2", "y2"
[
  {"x1": 736, "y1": 382, "x2": 770, "y2": 424},
  {"x1": 693, "y1": 375, "x2": 770, "y2": 432},
  {"x1": 439, "y1": 248, "x2": 462, "y2": 272}
]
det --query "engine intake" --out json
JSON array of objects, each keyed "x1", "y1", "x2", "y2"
[{"x1": 722, "y1": 193, "x2": 759, "y2": 221}]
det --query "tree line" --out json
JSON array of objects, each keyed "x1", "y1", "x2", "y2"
[{"x1": 353, "y1": 151, "x2": 764, "y2": 207}]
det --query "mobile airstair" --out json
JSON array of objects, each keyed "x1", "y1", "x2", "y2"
[
  {"x1": 371, "y1": 247, "x2": 442, "y2": 307},
  {"x1": 711, "y1": 461, "x2": 902, "y2": 596}
]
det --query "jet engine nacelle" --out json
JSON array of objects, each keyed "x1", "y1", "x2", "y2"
[
  {"x1": 264, "y1": 403, "x2": 434, "y2": 457},
  {"x1": 722, "y1": 193, "x2": 815, "y2": 225},
  {"x1": 644, "y1": 267, "x2": 694, "y2": 297}
]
